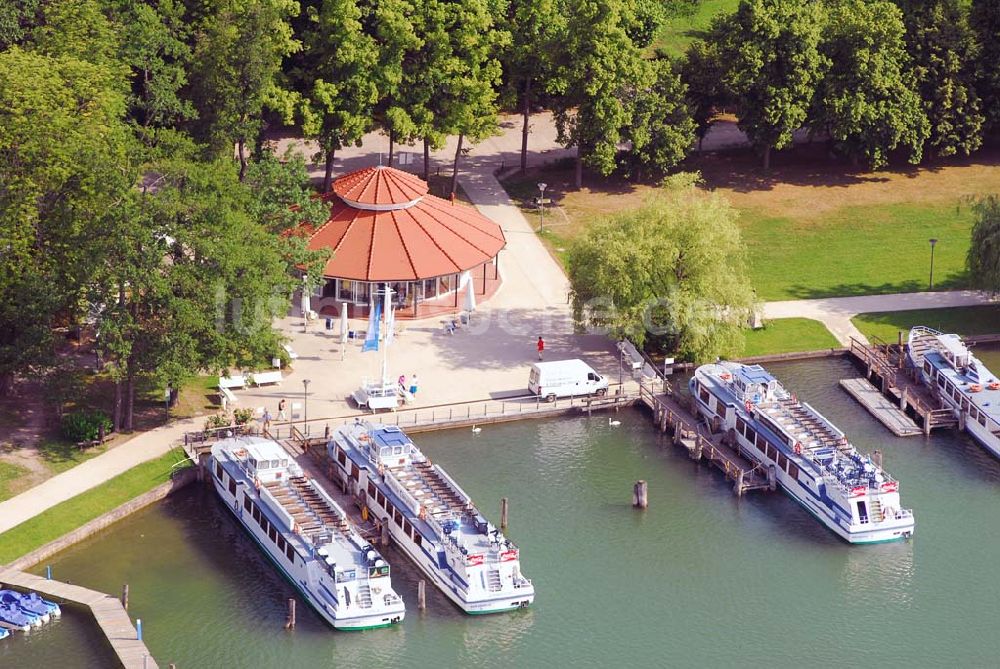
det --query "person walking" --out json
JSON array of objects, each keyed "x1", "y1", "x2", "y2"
[
  {"x1": 409, "y1": 374, "x2": 419, "y2": 397},
  {"x1": 262, "y1": 408, "x2": 272, "y2": 432},
  {"x1": 277, "y1": 398, "x2": 287, "y2": 421},
  {"x1": 537, "y1": 336, "x2": 545, "y2": 360},
  {"x1": 398, "y1": 374, "x2": 407, "y2": 392}
]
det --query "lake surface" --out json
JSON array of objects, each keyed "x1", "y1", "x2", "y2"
[{"x1": 6, "y1": 354, "x2": 1000, "y2": 667}]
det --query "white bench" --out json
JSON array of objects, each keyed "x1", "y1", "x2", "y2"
[
  {"x1": 249, "y1": 370, "x2": 282, "y2": 386},
  {"x1": 282, "y1": 343, "x2": 299, "y2": 360},
  {"x1": 617, "y1": 340, "x2": 644, "y2": 370},
  {"x1": 219, "y1": 375, "x2": 246, "y2": 389},
  {"x1": 219, "y1": 386, "x2": 238, "y2": 410}
]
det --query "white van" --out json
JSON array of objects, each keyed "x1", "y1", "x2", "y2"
[{"x1": 528, "y1": 359, "x2": 609, "y2": 402}]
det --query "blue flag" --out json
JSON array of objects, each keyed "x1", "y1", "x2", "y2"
[{"x1": 362, "y1": 298, "x2": 381, "y2": 352}]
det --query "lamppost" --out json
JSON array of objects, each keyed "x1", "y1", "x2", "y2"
[
  {"x1": 928, "y1": 238, "x2": 938, "y2": 290},
  {"x1": 618, "y1": 343, "x2": 624, "y2": 385},
  {"x1": 302, "y1": 379, "x2": 311, "y2": 435},
  {"x1": 537, "y1": 182, "x2": 548, "y2": 233}
]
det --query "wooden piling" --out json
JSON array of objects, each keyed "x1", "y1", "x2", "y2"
[
  {"x1": 767, "y1": 465, "x2": 777, "y2": 492},
  {"x1": 418, "y1": 580, "x2": 427, "y2": 610},
  {"x1": 380, "y1": 518, "x2": 390, "y2": 547},
  {"x1": 734, "y1": 469, "x2": 744, "y2": 496},
  {"x1": 897, "y1": 331, "x2": 905, "y2": 369},
  {"x1": 500, "y1": 497, "x2": 509, "y2": 530},
  {"x1": 121, "y1": 584, "x2": 129, "y2": 610},
  {"x1": 285, "y1": 598, "x2": 296, "y2": 629},
  {"x1": 633, "y1": 480, "x2": 648, "y2": 508}
]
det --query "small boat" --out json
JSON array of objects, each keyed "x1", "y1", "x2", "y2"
[
  {"x1": 0, "y1": 603, "x2": 34, "y2": 632},
  {"x1": 329, "y1": 423, "x2": 535, "y2": 614},
  {"x1": 0, "y1": 627, "x2": 9, "y2": 640},
  {"x1": 0, "y1": 590, "x2": 60, "y2": 620},
  {"x1": 908, "y1": 326, "x2": 1000, "y2": 458},
  {"x1": 691, "y1": 362, "x2": 915, "y2": 544}
]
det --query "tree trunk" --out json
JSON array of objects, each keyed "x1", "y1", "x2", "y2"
[
  {"x1": 450, "y1": 134, "x2": 464, "y2": 197},
  {"x1": 520, "y1": 78, "x2": 532, "y2": 173},
  {"x1": 575, "y1": 145, "x2": 583, "y2": 190},
  {"x1": 0, "y1": 373, "x2": 14, "y2": 397},
  {"x1": 323, "y1": 147, "x2": 336, "y2": 192},
  {"x1": 423, "y1": 137, "x2": 430, "y2": 182},
  {"x1": 238, "y1": 137, "x2": 248, "y2": 182},
  {"x1": 124, "y1": 362, "x2": 135, "y2": 432},
  {"x1": 388, "y1": 130, "x2": 395, "y2": 167},
  {"x1": 113, "y1": 379, "x2": 122, "y2": 431},
  {"x1": 762, "y1": 145, "x2": 771, "y2": 172}
]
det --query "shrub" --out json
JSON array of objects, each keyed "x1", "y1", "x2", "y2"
[
  {"x1": 60, "y1": 410, "x2": 112, "y2": 443},
  {"x1": 233, "y1": 408, "x2": 253, "y2": 425},
  {"x1": 204, "y1": 414, "x2": 231, "y2": 430}
]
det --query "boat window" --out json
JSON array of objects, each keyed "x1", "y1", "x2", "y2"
[
  {"x1": 243, "y1": 496, "x2": 251, "y2": 512},
  {"x1": 249, "y1": 457, "x2": 256, "y2": 469},
  {"x1": 268, "y1": 526, "x2": 277, "y2": 543},
  {"x1": 270, "y1": 460, "x2": 279, "y2": 468},
  {"x1": 755, "y1": 433, "x2": 765, "y2": 452},
  {"x1": 787, "y1": 462, "x2": 799, "y2": 479},
  {"x1": 938, "y1": 375, "x2": 946, "y2": 388},
  {"x1": 404, "y1": 519, "x2": 412, "y2": 536},
  {"x1": 380, "y1": 447, "x2": 390, "y2": 457},
  {"x1": 777, "y1": 453, "x2": 788, "y2": 471},
  {"x1": 971, "y1": 407, "x2": 979, "y2": 420},
  {"x1": 368, "y1": 481, "x2": 377, "y2": 497},
  {"x1": 413, "y1": 533, "x2": 422, "y2": 547},
  {"x1": 285, "y1": 544, "x2": 295, "y2": 562},
  {"x1": 215, "y1": 461, "x2": 223, "y2": 480},
  {"x1": 393, "y1": 509, "x2": 403, "y2": 526},
  {"x1": 924, "y1": 361, "x2": 931, "y2": 374},
  {"x1": 746, "y1": 428, "x2": 756, "y2": 443},
  {"x1": 962, "y1": 398, "x2": 970, "y2": 411},
  {"x1": 337, "y1": 449, "x2": 347, "y2": 466},
  {"x1": 766, "y1": 444, "x2": 776, "y2": 461},
  {"x1": 351, "y1": 464, "x2": 360, "y2": 481},
  {"x1": 278, "y1": 536, "x2": 286, "y2": 552},
  {"x1": 261, "y1": 517, "x2": 269, "y2": 532},
  {"x1": 228, "y1": 478, "x2": 237, "y2": 495},
  {"x1": 252, "y1": 506, "x2": 260, "y2": 523},
  {"x1": 376, "y1": 491, "x2": 385, "y2": 508},
  {"x1": 393, "y1": 446, "x2": 402, "y2": 455},
  {"x1": 857, "y1": 501, "x2": 869, "y2": 524},
  {"x1": 699, "y1": 386, "x2": 710, "y2": 404},
  {"x1": 979, "y1": 413, "x2": 987, "y2": 427},
  {"x1": 280, "y1": 459, "x2": 288, "y2": 467},
  {"x1": 736, "y1": 417, "x2": 746, "y2": 435}
]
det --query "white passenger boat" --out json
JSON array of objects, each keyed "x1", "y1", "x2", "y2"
[
  {"x1": 690, "y1": 362, "x2": 915, "y2": 544},
  {"x1": 908, "y1": 326, "x2": 1000, "y2": 458},
  {"x1": 328, "y1": 423, "x2": 535, "y2": 614},
  {"x1": 210, "y1": 436, "x2": 405, "y2": 630}
]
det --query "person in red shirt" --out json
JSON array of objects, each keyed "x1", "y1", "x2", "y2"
[{"x1": 537, "y1": 336, "x2": 544, "y2": 360}]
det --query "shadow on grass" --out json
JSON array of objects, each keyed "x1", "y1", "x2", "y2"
[{"x1": 780, "y1": 271, "x2": 969, "y2": 300}]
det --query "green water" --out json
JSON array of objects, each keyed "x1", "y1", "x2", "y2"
[{"x1": 7, "y1": 355, "x2": 1000, "y2": 667}]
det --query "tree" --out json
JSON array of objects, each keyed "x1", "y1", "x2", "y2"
[
  {"x1": 967, "y1": 196, "x2": 1000, "y2": 294},
  {"x1": 712, "y1": 0, "x2": 825, "y2": 170},
  {"x1": 549, "y1": 0, "x2": 652, "y2": 188},
  {"x1": 0, "y1": 48, "x2": 133, "y2": 395},
  {"x1": 30, "y1": 0, "x2": 124, "y2": 78},
  {"x1": 895, "y1": 0, "x2": 983, "y2": 158},
  {"x1": 502, "y1": 0, "x2": 565, "y2": 172},
  {"x1": 367, "y1": 0, "x2": 422, "y2": 165},
  {"x1": 298, "y1": 0, "x2": 379, "y2": 191},
  {"x1": 187, "y1": 0, "x2": 301, "y2": 179},
  {"x1": 567, "y1": 174, "x2": 756, "y2": 361},
  {"x1": 0, "y1": 0, "x2": 40, "y2": 50},
  {"x1": 627, "y1": 58, "x2": 696, "y2": 177},
  {"x1": 971, "y1": 0, "x2": 1000, "y2": 133},
  {"x1": 812, "y1": 0, "x2": 928, "y2": 169},
  {"x1": 681, "y1": 40, "x2": 727, "y2": 151}
]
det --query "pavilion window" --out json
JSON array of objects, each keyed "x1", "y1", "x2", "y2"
[{"x1": 338, "y1": 279, "x2": 354, "y2": 301}]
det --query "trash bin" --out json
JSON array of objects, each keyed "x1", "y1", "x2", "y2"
[{"x1": 326, "y1": 317, "x2": 333, "y2": 330}]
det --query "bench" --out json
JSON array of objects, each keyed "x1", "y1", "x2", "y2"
[
  {"x1": 617, "y1": 340, "x2": 644, "y2": 371},
  {"x1": 282, "y1": 343, "x2": 299, "y2": 360},
  {"x1": 219, "y1": 386, "x2": 238, "y2": 409},
  {"x1": 249, "y1": 370, "x2": 282, "y2": 386},
  {"x1": 219, "y1": 375, "x2": 246, "y2": 389}
]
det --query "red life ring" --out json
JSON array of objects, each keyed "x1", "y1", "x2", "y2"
[{"x1": 794, "y1": 443, "x2": 802, "y2": 455}]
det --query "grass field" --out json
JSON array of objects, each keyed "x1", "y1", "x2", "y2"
[
  {"x1": 0, "y1": 448, "x2": 190, "y2": 564},
  {"x1": 852, "y1": 306, "x2": 1000, "y2": 343},
  {"x1": 501, "y1": 143, "x2": 1000, "y2": 301},
  {"x1": 742, "y1": 318, "x2": 840, "y2": 357},
  {"x1": 653, "y1": 0, "x2": 738, "y2": 57},
  {"x1": 0, "y1": 461, "x2": 29, "y2": 501}
]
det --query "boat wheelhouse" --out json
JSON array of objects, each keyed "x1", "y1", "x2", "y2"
[
  {"x1": 209, "y1": 436, "x2": 405, "y2": 630},
  {"x1": 328, "y1": 423, "x2": 535, "y2": 614},
  {"x1": 908, "y1": 326, "x2": 1000, "y2": 458},
  {"x1": 690, "y1": 362, "x2": 915, "y2": 544}
]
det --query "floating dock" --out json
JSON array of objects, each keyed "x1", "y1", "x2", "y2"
[
  {"x1": 0, "y1": 568, "x2": 157, "y2": 669},
  {"x1": 847, "y1": 337, "x2": 958, "y2": 435},
  {"x1": 839, "y1": 378, "x2": 923, "y2": 437},
  {"x1": 637, "y1": 379, "x2": 771, "y2": 496}
]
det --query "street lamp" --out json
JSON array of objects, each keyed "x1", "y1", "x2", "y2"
[
  {"x1": 302, "y1": 379, "x2": 311, "y2": 435},
  {"x1": 928, "y1": 238, "x2": 938, "y2": 290},
  {"x1": 537, "y1": 182, "x2": 548, "y2": 233}
]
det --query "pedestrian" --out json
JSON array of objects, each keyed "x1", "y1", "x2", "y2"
[
  {"x1": 398, "y1": 374, "x2": 407, "y2": 391},
  {"x1": 409, "y1": 374, "x2": 418, "y2": 397},
  {"x1": 277, "y1": 398, "x2": 287, "y2": 421},
  {"x1": 262, "y1": 408, "x2": 272, "y2": 432},
  {"x1": 537, "y1": 336, "x2": 545, "y2": 360}
]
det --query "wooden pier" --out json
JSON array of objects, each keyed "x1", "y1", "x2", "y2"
[
  {"x1": 637, "y1": 379, "x2": 771, "y2": 496},
  {"x1": 839, "y1": 378, "x2": 923, "y2": 437},
  {"x1": 847, "y1": 337, "x2": 958, "y2": 435},
  {"x1": 0, "y1": 568, "x2": 157, "y2": 669}
]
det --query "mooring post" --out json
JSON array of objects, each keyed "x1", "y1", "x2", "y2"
[
  {"x1": 733, "y1": 470, "x2": 744, "y2": 497},
  {"x1": 924, "y1": 413, "x2": 932, "y2": 436},
  {"x1": 45, "y1": 565, "x2": 51, "y2": 580},
  {"x1": 500, "y1": 497, "x2": 509, "y2": 530},
  {"x1": 418, "y1": 580, "x2": 427, "y2": 610},
  {"x1": 872, "y1": 449, "x2": 882, "y2": 469},
  {"x1": 768, "y1": 465, "x2": 777, "y2": 492},
  {"x1": 136, "y1": 618, "x2": 143, "y2": 641},
  {"x1": 897, "y1": 331, "x2": 904, "y2": 369},
  {"x1": 121, "y1": 584, "x2": 129, "y2": 610},
  {"x1": 633, "y1": 480, "x2": 648, "y2": 508},
  {"x1": 381, "y1": 518, "x2": 390, "y2": 546},
  {"x1": 325, "y1": 425, "x2": 330, "y2": 439},
  {"x1": 285, "y1": 598, "x2": 296, "y2": 629}
]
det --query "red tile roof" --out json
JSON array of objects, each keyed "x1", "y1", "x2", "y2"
[{"x1": 309, "y1": 166, "x2": 506, "y2": 281}]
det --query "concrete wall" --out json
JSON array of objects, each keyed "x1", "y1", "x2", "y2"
[{"x1": 5, "y1": 466, "x2": 198, "y2": 572}]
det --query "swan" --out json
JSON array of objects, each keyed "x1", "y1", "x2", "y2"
[
  {"x1": 472, "y1": 425, "x2": 482, "y2": 433},
  {"x1": 608, "y1": 417, "x2": 621, "y2": 427}
]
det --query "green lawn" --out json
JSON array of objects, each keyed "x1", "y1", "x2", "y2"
[
  {"x1": 742, "y1": 318, "x2": 840, "y2": 357},
  {"x1": 0, "y1": 448, "x2": 191, "y2": 564},
  {"x1": 744, "y1": 202, "x2": 971, "y2": 300},
  {"x1": 653, "y1": 0, "x2": 739, "y2": 57},
  {"x1": 0, "y1": 460, "x2": 29, "y2": 501},
  {"x1": 852, "y1": 306, "x2": 1000, "y2": 343},
  {"x1": 37, "y1": 439, "x2": 109, "y2": 476}
]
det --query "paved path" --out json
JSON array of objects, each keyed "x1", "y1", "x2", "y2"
[
  {"x1": 763, "y1": 290, "x2": 998, "y2": 346},
  {"x1": 0, "y1": 418, "x2": 198, "y2": 536}
]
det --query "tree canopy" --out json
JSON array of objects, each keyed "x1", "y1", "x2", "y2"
[
  {"x1": 567, "y1": 174, "x2": 756, "y2": 361},
  {"x1": 967, "y1": 196, "x2": 1000, "y2": 295}
]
